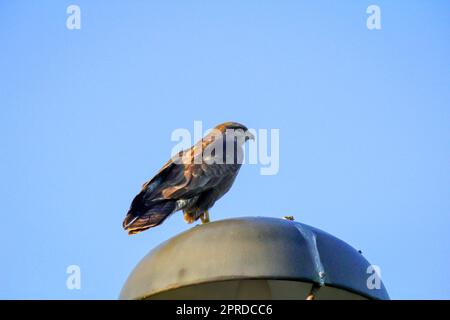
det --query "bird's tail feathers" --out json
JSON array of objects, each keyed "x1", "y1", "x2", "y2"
[{"x1": 123, "y1": 197, "x2": 176, "y2": 235}]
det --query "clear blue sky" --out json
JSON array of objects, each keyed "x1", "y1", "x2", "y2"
[{"x1": 1, "y1": 1, "x2": 449, "y2": 299}]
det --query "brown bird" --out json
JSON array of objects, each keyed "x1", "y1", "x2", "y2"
[{"x1": 123, "y1": 122, "x2": 254, "y2": 235}]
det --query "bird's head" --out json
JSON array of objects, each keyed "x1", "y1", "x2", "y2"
[{"x1": 214, "y1": 122, "x2": 255, "y2": 144}]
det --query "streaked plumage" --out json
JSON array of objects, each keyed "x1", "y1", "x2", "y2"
[{"x1": 123, "y1": 122, "x2": 254, "y2": 235}]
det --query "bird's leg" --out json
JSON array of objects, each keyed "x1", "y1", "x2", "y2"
[{"x1": 200, "y1": 210, "x2": 210, "y2": 224}]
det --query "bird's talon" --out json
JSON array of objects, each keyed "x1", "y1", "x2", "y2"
[{"x1": 200, "y1": 210, "x2": 210, "y2": 224}]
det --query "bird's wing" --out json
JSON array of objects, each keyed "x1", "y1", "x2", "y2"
[
  {"x1": 161, "y1": 162, "x2": 240, "y2": 200},
  {"x1": 142, "y1": 138, "x2": 241, "y2": 201},
  {"x1": 138, "y1": 158, "x2": 184, "y2": 201},
  {"x1": 124, "y1": 136, "x2": 242, "y2": 234}
]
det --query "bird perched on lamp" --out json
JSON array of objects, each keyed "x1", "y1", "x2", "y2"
[{"x1": 123, "y1": 122, "x2": 254, "y2": 235}]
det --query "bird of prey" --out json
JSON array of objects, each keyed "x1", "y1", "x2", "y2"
[{"x1": 123, "y1": 122, "x2": 255, "y2": 235}]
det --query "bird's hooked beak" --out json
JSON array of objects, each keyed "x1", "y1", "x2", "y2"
[{"x1": 245, "y1": 131, "x2": 255, "y2": 142}]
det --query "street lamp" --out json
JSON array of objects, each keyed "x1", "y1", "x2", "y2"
[{"x1": 120, "y1": 217, "x2": 389, "y2": 300}]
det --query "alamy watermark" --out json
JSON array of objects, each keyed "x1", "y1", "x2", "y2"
[
  {"x1": 66, "y1": 5, "x2": 81, "y2": 30},
  {"x1": 367, "y1": 5, "x2": 381, "y2": 30},
  {"x1": 366, "y1": 264, "x2": 382, "y2": 290},
  {"x1": 66, "y1": 264, "x2": 81, "y2": 290},
  {"x1": 170, "y1": 121, "x2": 279, "y2": 176}
]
